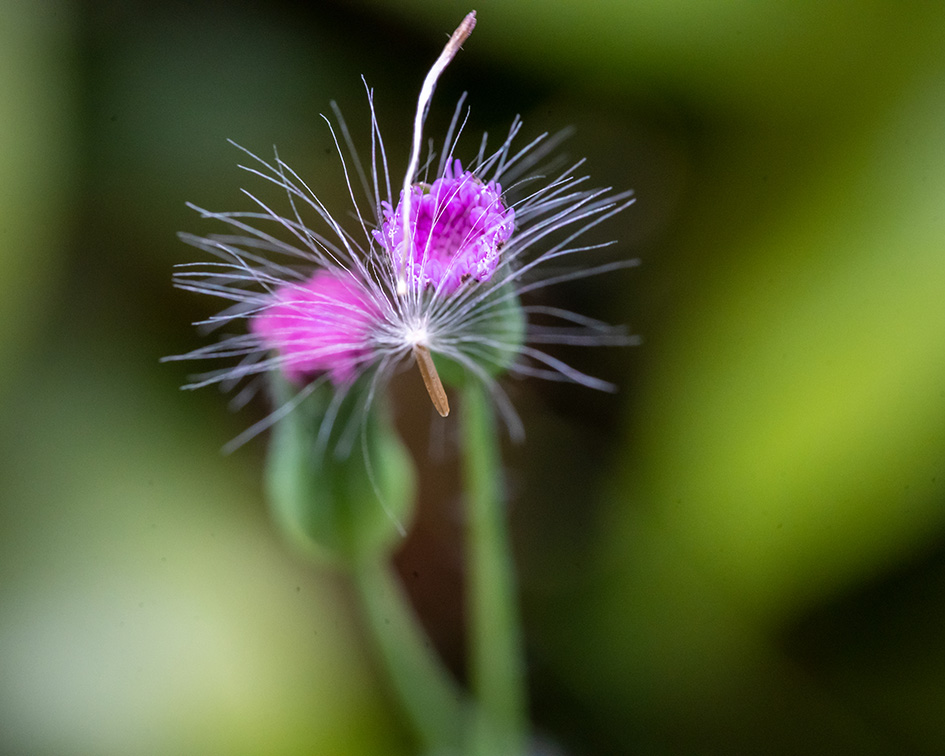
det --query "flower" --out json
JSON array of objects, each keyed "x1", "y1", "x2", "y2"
[
  {"x1": 167, "y1": 11, "x2": 637, "y2": 445},
  {"x1": 375, "y1": 158, "x2": 515, "y2": 296},
  {"x1": 249, "y1": 269, "x2": 379, "y2": 386}
]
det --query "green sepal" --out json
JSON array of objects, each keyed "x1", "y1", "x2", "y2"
[
  {"x1": 433, "y1": 280, "x2": 525, "y2": 387},
  {"x1": 263, "y1": 372, "x2": 416, "y2": 567}
]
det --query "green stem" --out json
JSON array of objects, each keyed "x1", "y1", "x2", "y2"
[
  {"x1": 462, "y1": 380, "x2": 528, "y2": 755},
  {"x1": 351, "y1": 558, "x2": 466, "y2": 753}
]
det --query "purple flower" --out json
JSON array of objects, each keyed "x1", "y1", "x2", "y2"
[
  {"x1": 375, "y1": 159, "x2": 515, "y2": 296},
  {"x1": 249, "y1": 269, "x2": 379, "y2": 386}
]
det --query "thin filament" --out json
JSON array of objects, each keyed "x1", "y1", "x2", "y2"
[{"x1": 398, "y1": 11, "x2": 477, "y2": 295}]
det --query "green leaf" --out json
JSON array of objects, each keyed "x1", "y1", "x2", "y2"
[{"x1": 264, "y1": 374, "x2": 416, "y2": 567}]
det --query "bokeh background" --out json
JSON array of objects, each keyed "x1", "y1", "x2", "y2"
[{"x1": 3, "y1": 1, "x2": 945, "y2": 753}]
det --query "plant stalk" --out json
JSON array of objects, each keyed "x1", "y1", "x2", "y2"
[
  {"x1": 462, "y1": 380, "x2": 527, "y2": 755},
  {"x1": 352, "y1": 558, "x2": 466, "y2": 753}
]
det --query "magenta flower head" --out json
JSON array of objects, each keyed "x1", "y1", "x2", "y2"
[
  {"x1": 167, "y1": 11, "x2": 636, "y2": 446},
  {"x1": 376, "y1": 158, "x2": 515, "y2": 296},
  {"x1": 249, "y1": 269, "x2": 379, "y2": 386}
]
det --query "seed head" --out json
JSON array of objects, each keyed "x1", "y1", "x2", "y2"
[{"x1": 166, "y1": 11, "x2": 637, "y2": 447}]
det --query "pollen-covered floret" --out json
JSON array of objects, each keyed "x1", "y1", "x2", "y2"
[{"x1": 375, "y1": 159, "x2": 514, "y2": 295}]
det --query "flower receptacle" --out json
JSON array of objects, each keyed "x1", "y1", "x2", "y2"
[{"x1": 264, "y1": 374, "x2": 416, "y2": 568}]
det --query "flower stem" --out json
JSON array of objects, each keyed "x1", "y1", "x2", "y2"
[
  {"x1": 351, "y1": 558, "x2": 466, "y2": 753},
  {"x1": 462, "y1": 380, "x2": 528, "y2": 755}
]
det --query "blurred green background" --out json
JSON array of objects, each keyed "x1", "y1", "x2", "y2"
[{"x1": 3, "y1": 0, "x2": 945, "y2": 753}]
